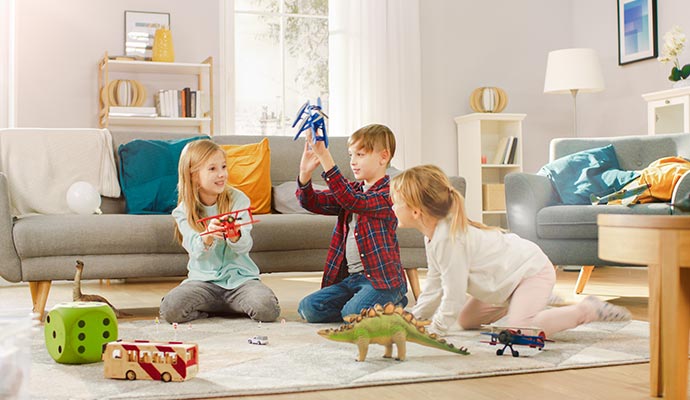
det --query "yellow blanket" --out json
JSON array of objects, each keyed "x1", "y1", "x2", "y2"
[{"x1": 609, "y1": 156, "x2": 690, "y2": 205}]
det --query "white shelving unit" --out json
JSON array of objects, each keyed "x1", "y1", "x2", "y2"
[
  {"x1": 98, "y1": 53, "x2": 213, "y2": 134},
  {"x1": 454, "y1": 112, "x2": 525, "y2": 228},
  {"x1": 642, "y1": 87, "x2": 690, "y2": 135}
]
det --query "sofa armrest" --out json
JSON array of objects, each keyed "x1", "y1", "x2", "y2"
[
  {"x1": 0, "y1": 173, "x2": 21, "y2": 282},
  {"x1": 505, "y1": 172, "x2": 559, "y2": 241},
  {"x1": 672, "y1": 170, "x2": 690, "y2": 215},
  {"x1": 449, "y1": 176, "x2": 466, "y2": 197}
]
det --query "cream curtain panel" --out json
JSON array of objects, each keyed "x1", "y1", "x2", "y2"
[{"x1": 328, "y1": 0, "x2": 422, "y2": 169}]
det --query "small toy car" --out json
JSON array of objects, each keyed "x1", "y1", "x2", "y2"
[{"x1": 248, "y1": 335, "x2": 268, "y2": 345}]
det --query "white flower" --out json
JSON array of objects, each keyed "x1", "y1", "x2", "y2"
[{"x1": 659, "y1": 26, "x2": 686, "y2": 68}]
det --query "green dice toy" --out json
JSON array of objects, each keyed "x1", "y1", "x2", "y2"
[{"x1": 44, "y1": 302, "x2": 118, "y2": 364}]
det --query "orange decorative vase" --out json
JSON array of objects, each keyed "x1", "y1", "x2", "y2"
[{"x1": 152, "y1": 28, "x2": 175, "y2": 62}]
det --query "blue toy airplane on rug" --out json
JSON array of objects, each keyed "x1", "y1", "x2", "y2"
[{"x1": 480, "y1": 325, "x2": 553, "y2": 357}]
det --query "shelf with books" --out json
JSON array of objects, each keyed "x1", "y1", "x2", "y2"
[
  {"x1": 455, "y1": 112, "x2": 525, "y2": 228},
  {"x1": 107, "y1": 116, "x2": 211, "y2": 127},
  {"x1": 97, "y1": 52, "x2": 214, "y2": 134}
]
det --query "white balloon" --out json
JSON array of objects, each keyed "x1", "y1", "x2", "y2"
[{"x1": 66, "y1": 181, "x2": 101, "y2": 215}]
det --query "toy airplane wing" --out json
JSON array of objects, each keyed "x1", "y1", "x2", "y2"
[
  {"x1": 198, "y1": 208, "x2": 258, "y2": 237},
  {"x1": 293, "y1": 116, "x2": 311, "y2": 141},
  {"x1": 291, "y1": 101, "x2": 310, "y2": 128},
  {"x1": 480, "y1": 324, "x2": 544, "y2": 334}
]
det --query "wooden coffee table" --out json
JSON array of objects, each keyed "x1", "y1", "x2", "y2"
[{"x1": 598, "y1": 214, "x2": 690, "y2": 399}]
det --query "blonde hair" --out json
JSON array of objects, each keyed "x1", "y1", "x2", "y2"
[
  {"x1": 390, "y1": 165, "x2": 499, "y2": 237},
  {"x1": 348, "y1": 124, "x2": 396, "y2": 167},
  {"x1": 174, "y1": 139, "x2": 234, "y2": 243}
]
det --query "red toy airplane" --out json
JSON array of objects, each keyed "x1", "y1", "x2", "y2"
[{"x1": 198, "y1": 208, "x2": 258, "y2": 238}]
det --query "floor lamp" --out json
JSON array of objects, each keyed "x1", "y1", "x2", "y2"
[{"x1": 543, "y1": 48, "x2": 605, "y2": 137}]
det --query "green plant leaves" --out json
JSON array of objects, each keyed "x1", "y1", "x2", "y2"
[
  {"x1": 682, "y1": 64, "x2": 690, "y2": 79},
  {"x1": 670, "y1": 67, "x2": 682, "y2": 81},
  {"x1": 670, "y1": 65, "x2": 690, "y2": 81}
]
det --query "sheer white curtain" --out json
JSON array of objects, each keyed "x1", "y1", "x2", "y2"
[
  {"x1": 0, "y1": 0, "x2": 15, "y2": 128},
  {"x1": 328, "y1": 0, "x2": 421, "y2": 169}
]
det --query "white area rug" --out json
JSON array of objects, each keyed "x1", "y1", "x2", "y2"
[{"x1": 26, "y1": 318, "x2": 649, "y2": 400}]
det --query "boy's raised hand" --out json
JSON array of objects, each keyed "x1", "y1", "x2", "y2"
[
  {"x1": 306, "y1": 131, "x2": 335, "y2": 172},
  {"x1": 299, "y1": 139, "x2": 321, "y2": 185}
]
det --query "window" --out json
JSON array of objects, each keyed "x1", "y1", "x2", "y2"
[{"x1": 234, "y1": 0, "x2": 328, "y2": 136}]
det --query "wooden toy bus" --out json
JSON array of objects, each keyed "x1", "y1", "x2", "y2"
[{"x1": 103, "y1": 340, "x2": 199, "y2": 382}]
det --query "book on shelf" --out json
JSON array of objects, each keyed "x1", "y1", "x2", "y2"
[
  {"x1": 492, "y1": 137, "x2": 510, "y2": 165},
  {"x1": 491, "y1": 136, "x2": 519, "y2": 165},
  {"x1": 153, "y1": 88, "x2": 208, "y2": 118},
  {"x1": 109, "y1": 106, "x2": 157, "y2": 117},
  {"x1": 506, "y1": 137, "x2": 518, "y2": 164}
]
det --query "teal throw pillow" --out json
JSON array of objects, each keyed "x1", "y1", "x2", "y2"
[
  {"x1": 118, "y1": 136, "x2": 207, "y2": 214},
  {"x1": 537, "y1": 144, "x2": 640, "y2": 205}
]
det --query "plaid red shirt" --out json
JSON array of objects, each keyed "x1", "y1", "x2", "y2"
[{"x1": 296, "y1": 166, "x2": 406, "y2": 290}]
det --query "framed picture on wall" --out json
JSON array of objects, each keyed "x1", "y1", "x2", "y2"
[
  {"x1": 124, "y1": 11, "x2": 170, "y2": 61},
  {"x1": 617, "y1": 0, "x2": 657, "y2": 65}
]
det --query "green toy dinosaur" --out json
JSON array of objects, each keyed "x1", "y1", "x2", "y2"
[{"x1": 317, "y1": 302, "x2": 470, "y2": 361}]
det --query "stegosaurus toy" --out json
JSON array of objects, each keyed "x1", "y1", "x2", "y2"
[{"x1": 317, "y1": 302, "x2": 470, "y2": 361}]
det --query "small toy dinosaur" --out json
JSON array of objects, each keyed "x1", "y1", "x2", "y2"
[
  {"x1": 317, "y1": 302, "x2": 470, "y2": 361},
  {"x1": 73, "y1": 260, "x2": 130, "y2": 318}
]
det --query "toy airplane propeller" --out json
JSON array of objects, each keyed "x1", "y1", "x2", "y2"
[
  {"x1": 292, "y1": 97, "x2": 329, "y2": 147},
  {"x1": 198, "y1": 208, "x2": 258, "y2": 238}
]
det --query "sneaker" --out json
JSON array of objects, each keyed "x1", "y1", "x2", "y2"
[{"x1": 582, "y1": 295, "x2": 632, "y2": 322}]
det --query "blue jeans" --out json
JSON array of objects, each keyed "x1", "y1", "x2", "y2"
[{"x1": 298, "y1": 273, "x2": 408, "y2": 323}]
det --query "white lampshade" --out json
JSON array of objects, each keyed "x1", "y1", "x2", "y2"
[{"x1": 544, "y1": 48, "x2": 605, "y2": 94}]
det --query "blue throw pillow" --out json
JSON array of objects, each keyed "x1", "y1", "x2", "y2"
[
  {"x1": 537, "y1": 144, "x2": 640, "y2": 205},
  {"x1": 118, "y1": 136, "x2": 207, "y2": 214}
]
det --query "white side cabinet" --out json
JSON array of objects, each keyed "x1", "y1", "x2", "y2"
[
  {"x1": 454, "y1": 113, "x2": 525, "y2": 228},
  {"x1": 642, "y1": 87, "x2": 690, "y2": 135}
]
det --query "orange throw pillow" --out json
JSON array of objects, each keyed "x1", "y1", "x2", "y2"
[{"x1": 220, "y1": 138, "x2": 272, "y2": 214}]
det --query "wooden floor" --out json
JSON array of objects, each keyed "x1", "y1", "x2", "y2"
[{"x1": 1, "y1": 266, "x2": 687, "y2": 399}]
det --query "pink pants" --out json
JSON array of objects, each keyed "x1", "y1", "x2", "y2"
[{"x1": 458, "y1": 263, "x2": 594, "y2": 336}]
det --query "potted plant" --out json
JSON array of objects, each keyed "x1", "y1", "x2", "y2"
[{"x1": 659, "y1": 26, "x2": 690, "y2": 87}]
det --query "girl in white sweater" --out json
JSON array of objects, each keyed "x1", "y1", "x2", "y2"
[{"x1": 390, "y1": 165, "x2": 631, "y2": 337}]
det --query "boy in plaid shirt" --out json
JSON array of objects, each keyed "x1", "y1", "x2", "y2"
[{"x1": 296, "y1": 124, "x2": 407, "y2": 323}]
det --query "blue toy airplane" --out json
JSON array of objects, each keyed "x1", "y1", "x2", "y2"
[
  {"x1": 480, "y1": 325, "x2": 553, "y2": 357},
  {"x1": 292, "y1": 97, "x2": 329, "y2": 148}
]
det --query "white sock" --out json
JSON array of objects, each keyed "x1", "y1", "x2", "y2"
[{"x1": 581, "y1": 295, "x2": 632, "y2": 323}]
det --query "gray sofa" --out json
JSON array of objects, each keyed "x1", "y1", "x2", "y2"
[
  {"x1": 0, "y1": 130, "x2": 465, "y2": 319},
  {"x1": 505, "y1": 132, "x2": 690, "y2": 293}
]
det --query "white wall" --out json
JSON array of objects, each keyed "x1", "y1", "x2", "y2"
[
  {"x1": 13, "y1": 0, "x2": 219, "y2": 129},
  {"x1": 573, "y1": 0, "x2": 690, "y2": 139},
  {"x1": 11, "y1": 0, "x2": 690, "y2": 170},
  {"x1": 420, "y1": 0, "x2": 690, "y2": 175},
  {"x1": 419, "y1": 0, "x2": 573, "y2": 174}
]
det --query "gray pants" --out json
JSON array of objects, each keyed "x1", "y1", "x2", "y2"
[{"x1": 159, "y1": 279, "x2": 281, "y2": 324}]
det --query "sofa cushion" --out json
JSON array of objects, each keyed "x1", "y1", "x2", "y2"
[
  {"x1": 538, "y1": 144, "x2": 639, "y2": 205},
  {"x1": 221, "y1": 139, "x2": 272, "y2": 214},
  {"x1": 13, "y1": 214, "x2": 184, "y2": 257},
  {"x1": 536, "y1": 203, "x2": 673, "y2": 239},
  {"x1": 118, "y1": 136, "x2": 206, "y2": 214},
  {"x1": 272, "y1": 181, "x2": 327, "y2": 214}
]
